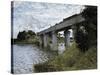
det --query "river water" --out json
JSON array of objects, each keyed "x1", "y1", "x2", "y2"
[{"x1": 12, "y1": 43, "x2": 65, "y2": 74}]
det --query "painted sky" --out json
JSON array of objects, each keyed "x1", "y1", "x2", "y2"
[{"x1": 12, "y1": 1, "x2": 84, "y2": 38}]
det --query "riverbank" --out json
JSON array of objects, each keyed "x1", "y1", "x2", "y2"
[
  {"x1": 34, "y1": 42, "x2": 97, "y2": 72},
  {"x1": 11, "y1": 38, "x2": 39, "y2": 46}
]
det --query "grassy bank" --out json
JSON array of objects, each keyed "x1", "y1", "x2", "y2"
[{"x1": 34, "y1": 42, "x2": 97, "y2": 72}]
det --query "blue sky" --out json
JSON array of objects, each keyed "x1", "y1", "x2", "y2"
[{"x1": 12, "y1": 1, "x2": 84, "y2": 38}]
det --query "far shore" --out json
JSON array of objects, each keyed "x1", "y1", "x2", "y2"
[{"x1": 11, "y1": 38, "x2": 39, "y2": 46}]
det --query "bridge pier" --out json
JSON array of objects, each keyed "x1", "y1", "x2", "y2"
[
  {"x1": 64, "y1": 29, "x2": 71, "y2": 49},
  {"x1": 43, "y1": 33, "x2": 49, "y2": 48},
  {"x1": 71, "y1": 25, "x2": 77, "y2": 39},
  {"x1": 39, "y1": 35, "x2": 44, "y2": 47},
  {"x1": 51, "y1": 31, "x2": 58, "y2": 51}
]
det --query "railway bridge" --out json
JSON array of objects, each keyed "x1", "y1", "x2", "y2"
[{"x1": 38, "y1": 14, "x2": 85, "y2": 51}]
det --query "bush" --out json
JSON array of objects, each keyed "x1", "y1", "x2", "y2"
[
  {"x1": 73, "y1": 47, "x2": 97, "y2": 70},
  {"x1": 48, "y1": 42, "x2": 81, "y2": 70}
]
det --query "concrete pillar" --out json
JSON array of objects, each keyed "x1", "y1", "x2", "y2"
[
  {"x1": 39, "y1": 33, "x2": 52, "y2": 50},
  {"x1": 51, "y1": 31, "x2": 58, "y2": 50},
  {"x1": 64, "y1": 30, "x2": 70, "y2": 48},
  {"x1": 39, "y1": 35, "x2": 43, "y2": 47},
  {"x1": 43, "y1": 33, "x2": 48, "y2": 48},
  {"x1": 71, "y1": 25, "x2": 77, "y2": 39}
]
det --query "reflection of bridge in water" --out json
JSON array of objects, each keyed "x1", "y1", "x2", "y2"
[{"x1": 37, "y1": 14, "x2": 85, "y2": 51}]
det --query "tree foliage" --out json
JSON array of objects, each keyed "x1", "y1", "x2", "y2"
[
  {"x1": 81, "y1": 6, "x2": 97, "y2": 25},
  {"x1": 75, "y1": 26, "x2": 89, "y2": 52},
  {"x1": 75, "y1": 6, "x2": 97, "y2": 52},
  {"x1": 28, "y1": 30, "x2": 36, "y2": 36},
  {"x1": 17, "y1": 31, "x2": 27, "y2": 40},
  {"x1": 17, "y1": 30, "x2": 36, "y2": 40}
]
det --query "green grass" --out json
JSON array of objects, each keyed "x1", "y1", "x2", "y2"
[
  {"x1": 34, "y1": 42, "x2": 97, "y2": 72},
  {"x1": 73, "y1": 47, "x2": 97, "y2": 70}
]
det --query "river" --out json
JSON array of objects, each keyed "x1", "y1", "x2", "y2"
[{"x1": 12, "y1": 43, "x2": 65, "y2": 74}]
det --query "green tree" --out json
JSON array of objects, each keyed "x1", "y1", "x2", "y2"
[
  {"x1": 75, "y1": 26, "x2": 89, "y2": 52},
  {"x1": 17, "y1": 31, "x2": 27, "y2": 40},
  {"x1": 81, "y1": 6, "x2": 97, "y2": 46},
  {"x1": 75, "y1": 6, "x2": 97, "y2": 52},
  {"x1": 27, "y1": 30, "x2": 36, "y2": 36}
]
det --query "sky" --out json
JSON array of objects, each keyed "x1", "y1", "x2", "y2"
[{"x1": 12, "y1": 1, "x2": 84, "y2": 38}]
